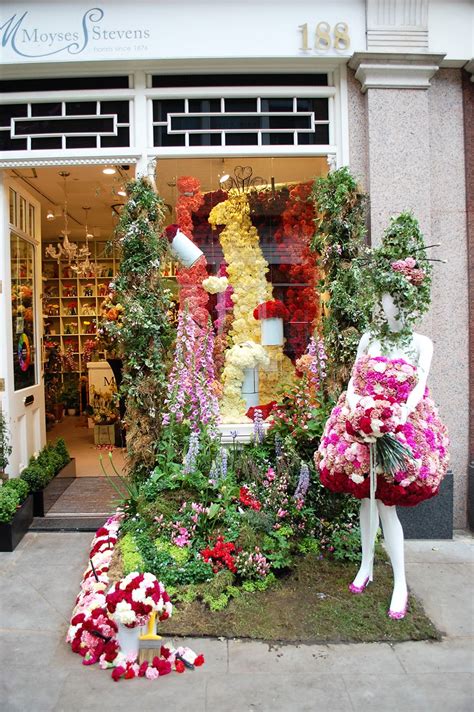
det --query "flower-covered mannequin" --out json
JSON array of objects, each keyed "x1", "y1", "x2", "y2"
[{"x1": 315, "y1": 213, "x2": 449, "y2": 619}]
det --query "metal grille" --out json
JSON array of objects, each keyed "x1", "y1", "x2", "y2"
[
  {"x1": 0, "y1": 100, "x2": 130, "y2": 151},
  {"x1": 152, "y1": 97, "x2": 330, "y2": 148}
]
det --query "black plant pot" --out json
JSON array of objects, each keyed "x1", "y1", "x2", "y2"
[
  {"x1": 32, "y1": 458, "x2": 76, "y2": 517},
  {"x1": 0, "y1": 495, "x2": 33, "y2": 551}
]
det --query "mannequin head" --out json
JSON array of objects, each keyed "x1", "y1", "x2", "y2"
[{"x1": 380, "y1": 292, "x2": 404, "y2": 333}]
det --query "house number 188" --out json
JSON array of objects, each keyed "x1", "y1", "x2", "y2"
[{"x1": 298, "y1": 22, "x2": 351, "y2": 52}]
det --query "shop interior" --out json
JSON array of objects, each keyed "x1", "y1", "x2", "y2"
[{"x1": 9, "y1": 155, "x2": 327, "y2": 510}]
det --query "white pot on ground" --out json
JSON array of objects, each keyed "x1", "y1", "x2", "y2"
[
  {"x1": 116, "y1": 621, "x2": 140, "y2": 658},
  {"x1": 261, "y1": 317, "x2": 284, "y2": 346}
]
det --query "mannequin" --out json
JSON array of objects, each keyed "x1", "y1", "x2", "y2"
[{"x1": 345, "y1": 293, "x2": 433, "y2": 617}]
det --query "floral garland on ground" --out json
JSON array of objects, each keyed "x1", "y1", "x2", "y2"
[
  {"x1": 174, "y1": 176, "x2": 210, "y2": 327},
  {"x1": 67, "y1": 515, "x2": 205, "y2": 681}
]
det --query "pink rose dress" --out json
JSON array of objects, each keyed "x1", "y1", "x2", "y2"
[{"x1": 315, "y1": 355, "x2": 450, "y2": 506}]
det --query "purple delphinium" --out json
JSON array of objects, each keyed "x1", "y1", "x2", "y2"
[
  {"x1": 183, "y1": 431, "x2": 200, "y2": 475},
  {"x1": 294, "y1": 462, "x2": 310, "y2": 501},
  {"x1": 253, "y1": 408, "x2": 265, "y2": 444},
  {"x1": 220, "y1": 447, "x2": 228, "y2": 479}
]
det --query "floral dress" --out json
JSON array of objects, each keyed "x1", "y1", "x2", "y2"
[{"x1": 315, "y1": 355, "x2": 450, "y2": 506}]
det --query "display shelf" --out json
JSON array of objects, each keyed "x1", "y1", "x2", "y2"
[{"x1": 41, "y1": 239, "x2": 119, "y2": 388}]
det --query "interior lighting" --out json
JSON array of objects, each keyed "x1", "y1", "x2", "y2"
[
  {"x1": 46, "y1": 208, "x2": 56, "y2": 221},
  {"x1": 117, "y1": 187, "x2": 127, "y2": 196},
  {"x1": 219, "y1": 174, "x2": 230, "y2": 183},
  {"x1": 102, "y1": 166, "x2": 116, "y2": 175}
]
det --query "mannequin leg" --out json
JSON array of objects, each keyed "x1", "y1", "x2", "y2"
[
  {"x1": 351, "y1": 498, "x2": 379, "y2": 588},
  {"x1": 377, "y1": 501, "x2": 408, "y2": 616}
]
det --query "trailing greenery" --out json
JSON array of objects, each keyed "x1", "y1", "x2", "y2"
[
  {"x1": 310, "y1": 167, "x2": 368, "y2": 390},
  {"x1": 111, "y1": 177, "x2": 175, "y2": 480},
  {"x1": 361, "y1": 212, "x2": 433, "y2": 351}
]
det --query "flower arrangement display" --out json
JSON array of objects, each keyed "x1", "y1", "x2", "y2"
[
  {"x1": 310, "y1": 168, "x2": 368, "y2": 388},
  {"x1": 209, "y1": 192, "x2": 272, "y2": 346},
  {"x1": 112, "y1": 177, "x2": 175, "y2": 478},
  {"x1": 97, "y1": 288, "x2": 125, "y2": 357},
  {"x1": 173, "y1": 176, "x2": 210, "y2": 327},
  {"x1": 162, "y1": 308, "x2": 219, "y2": 434},
  {"x1": 202, "y1": 275, "x2": 229, "y2": 294},
  {"x1": 273, "y1": 182, "x2": 320, "y2": 361},
  {"x1": 67, "y1": 516, "x2": 205, "y2": 682},
  {"x1": 106, "y1": 571, "x2": 172, "y2": 627},
  {"x1": 90, "y1": 385, "x2": 119, "y2": 425},
  {"x1": 316, "y1": 356, "x2": 450, "y2": 506}
]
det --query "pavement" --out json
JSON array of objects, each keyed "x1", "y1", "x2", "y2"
[{"x1": 0, "y1": 531, "x2": 472, "y2": 712}]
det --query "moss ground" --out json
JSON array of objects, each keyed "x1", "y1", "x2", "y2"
[{"x1": 157, "y1": 555, "x2": 440, "y2": 644}]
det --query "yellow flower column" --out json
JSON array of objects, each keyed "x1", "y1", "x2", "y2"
[{"x1": 209, "y1": 192, "x2": 294, "y2": 418}]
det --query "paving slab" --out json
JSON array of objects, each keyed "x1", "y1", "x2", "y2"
[
  {"x1": 342, "y1": 672, "x2": 474, "y2": 712},
  {"x1": 393, "y1": 638, "x2": 474, "y2": 674},
  {"x1": 204, "y1": 671, "x2": 353, "y2": 712},
  {"x1": 404, "y1": 535, "x2": 474, "y2": 565}
]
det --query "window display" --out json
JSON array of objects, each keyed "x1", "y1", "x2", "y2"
[
  {"x1": 10, "y1": 232, "x2": 37, "y2": 391},
  {"x1": 156, "y1": 155, "x2": 327, "y2": 421}
]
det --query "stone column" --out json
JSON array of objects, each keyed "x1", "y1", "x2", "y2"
[{"x1": 348, "y1": 51, "x2": 470, "y2": 529}]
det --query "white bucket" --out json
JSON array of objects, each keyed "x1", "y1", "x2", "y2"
[
  {"x1": 116, "y1": 621, "x2": 140, "y2": 659},
  {"x1": 261, "y1": 317, "x2": 284, "y2": 346},
  {"x1": 241, "y1": 367, "x2": 259, "y2": 394},
  {"x1": 170, "y1": 230, "x2": 203, "y2": 268}
]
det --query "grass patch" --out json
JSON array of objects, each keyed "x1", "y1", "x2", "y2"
[{"x1": 157, "y1": 554, "x2": 441, "y2": 644}]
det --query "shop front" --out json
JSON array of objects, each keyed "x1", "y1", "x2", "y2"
[{"x1": 0, "y1": 0, "x2": 472, "y2": 527}]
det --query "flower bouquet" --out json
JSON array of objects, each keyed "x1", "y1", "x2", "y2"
[
  {"x1": 106, "y1": 571, "x2": 172, "y2": 628},
  {"x1": 345, "y1": 395, "x2": 414, "y2": 476}
]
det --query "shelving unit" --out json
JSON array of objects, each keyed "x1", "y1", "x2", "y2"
[{"x1": 41, "y1": 239, "x2": 119, "y2": 380}]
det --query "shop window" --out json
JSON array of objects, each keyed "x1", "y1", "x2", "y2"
[
  {"x1": 152, "y1": 96, "x2": 330, "y2": 149},
  {"x1": 10, "y1": 233, "x2": 37, "y2": 391}
]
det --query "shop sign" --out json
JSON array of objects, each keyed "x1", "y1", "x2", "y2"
[{"x1": 0, "y1": 1, "x2": 367, "y2": 64}]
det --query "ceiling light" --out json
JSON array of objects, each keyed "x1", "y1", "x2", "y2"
[
  {"x1": 117, "y1": 187, "x2": 127, "y2": 197},
  {"x1": 46, "y1": 208, "x2": 56, "y2": 221},
  {"x1": 219, "y1": 174, "x2": 230, "y2": 183},
  {"x1": 102, "y1": 166, "x2": 116, "y2": 175}
]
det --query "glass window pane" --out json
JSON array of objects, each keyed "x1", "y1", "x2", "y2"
[
  {"x1": 9, "y1": 189, "x2": 16, "y2": 226},
  {"x1": 10, "y1": 232, "x2": 37, "y2": 390}
]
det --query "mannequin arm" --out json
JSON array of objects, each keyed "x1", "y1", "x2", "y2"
[
  {"x1": 346, "y1": 332, "x2": 371, "y2": 411},
  {"x1": 401, "y1": 335, "x2": 433, "y2": 419}
]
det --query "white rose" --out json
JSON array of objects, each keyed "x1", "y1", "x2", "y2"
[
  {"x1": 372, "y1": 362, "x2": 387, "y2": 373},
  {"x1": 350, "y1": 473, "x2": 365, "y2": 484}
]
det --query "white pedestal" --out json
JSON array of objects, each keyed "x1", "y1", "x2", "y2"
[
  {"x1": 87, "y1": 361, "x2": 116, "y2": 427},
  {"x1": 261, "y1": 317, "x2": 284, "y2": 346},
  {"x1": 241, "y1": 367, "x2": 259, "y2": 409}
]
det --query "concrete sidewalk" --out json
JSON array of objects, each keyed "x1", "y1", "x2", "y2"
[{"x1": 0, "y1": 532, "x2": 472, "y2": 712}]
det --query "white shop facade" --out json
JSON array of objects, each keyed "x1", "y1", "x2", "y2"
[{"x1": 0, "y1": 1, "x2": 472, "y2": 527}]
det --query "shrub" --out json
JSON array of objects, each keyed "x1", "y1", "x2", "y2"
[
  {"x1": 329, "y1": 526, "x2": 362, "y2": 563},
  {"x1": 120, "y1": 532, "x2": 144, "y2": 573},
  {"x1": 21, "y1": 464, "x2": 50, "y2": 492},
  {"x1": 54, "y1": 438, "x2": 70, "y2": 468},
  {"x1": 0, "y1": 488, "x2": 19, "y2": 523},
  {"x1": 3, "y1": 478, "x2": 29, "y2": 503}
]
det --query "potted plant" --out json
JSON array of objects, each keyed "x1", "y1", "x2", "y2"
[
  {"x1": 0, "y1": 478, "x2": 33, "y2": 551},
  {"x1": 21, "y1": 438, "x2": 75, "y2": 517},
  {"x1": 0, "y1": 408, "x2": 12, "y2": 484},
  {"x1": 91, "y1": 386, "x2": 119, "y2": 445},
  {"x1": 61, "y1": 380, "x2": 79, "y2": 416}
]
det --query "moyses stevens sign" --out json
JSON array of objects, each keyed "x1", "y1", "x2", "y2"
[{"x1": 0, "y1": 5, "x2": 153, "y2": 63}]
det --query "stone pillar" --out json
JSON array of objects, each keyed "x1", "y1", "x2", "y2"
[{"x1": 349, "y1": 52, "x2": 470, "y2": 530}]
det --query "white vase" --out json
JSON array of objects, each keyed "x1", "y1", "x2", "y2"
[
  {"x1": 261, "y1": 317, "x2": 284, "y2": 346},
  {"x1": 169, "y1": 230, "x2": 203, "y2": 268},
  {"x1": 241, "y1": 367, "x2": 259, "y2": 408},
  {"x1": 116, "y1": 621, "x2": 140, "y2": 658}
]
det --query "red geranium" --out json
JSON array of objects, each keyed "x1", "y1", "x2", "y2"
[
  {"x1": 200, "y1": 536, "x2": 238, "y2": 573},
  {"x1": 239, "y1": 486, "x2": 262, "y2": 511}
]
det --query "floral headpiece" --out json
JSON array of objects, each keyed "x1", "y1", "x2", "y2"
[{"x1": 362, "y1": 212, "x2": 442, "y2": 347}]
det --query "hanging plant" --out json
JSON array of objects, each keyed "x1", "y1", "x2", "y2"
[{"x1": 113, "y1": 177, "x2": 175, "y2": 479}]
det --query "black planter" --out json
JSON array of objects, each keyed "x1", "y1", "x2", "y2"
[
  {"x1": 0, "y1": 495, "x2": 33, "y2": 551},
  {"x1": 397, "y1": 469, "x2": 454, "y2": 539},
  {"x1": 32, "y1": 458, "x2": 76, "y2": 517}
]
